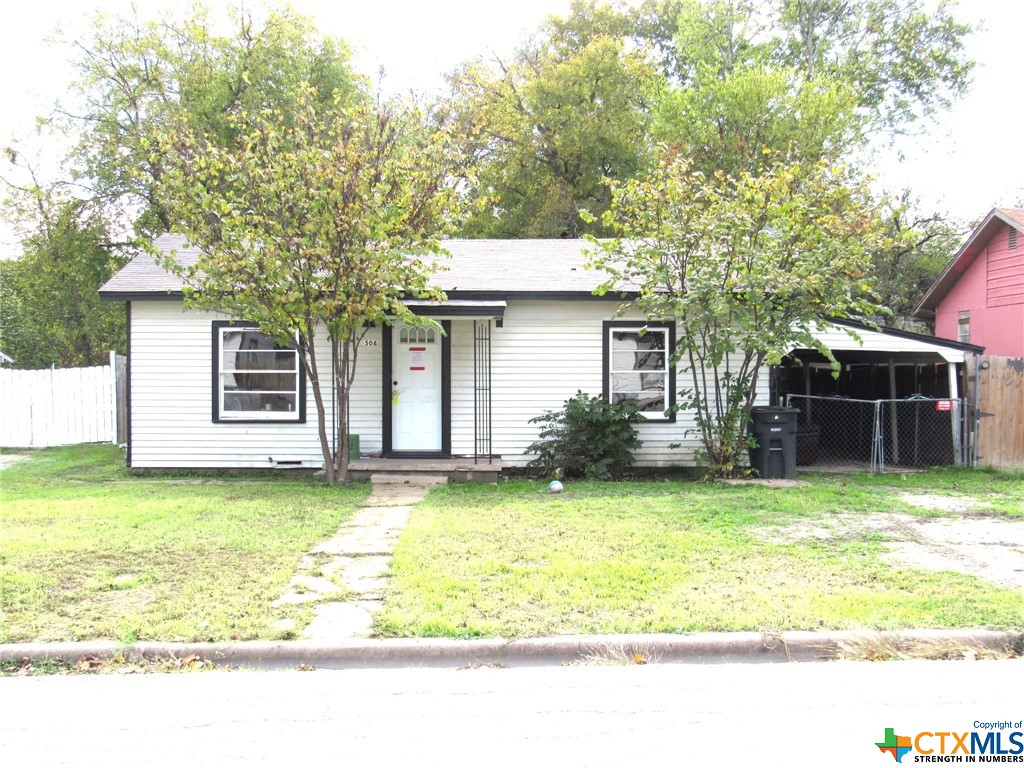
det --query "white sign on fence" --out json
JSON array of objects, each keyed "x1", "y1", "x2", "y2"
[{"x1": 0, "y1": 362, "x2": 117, "y2": 448}]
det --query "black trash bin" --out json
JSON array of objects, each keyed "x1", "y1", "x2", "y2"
[{"x1": 747, "y1": 406, "x2": 799, "y2": 479}]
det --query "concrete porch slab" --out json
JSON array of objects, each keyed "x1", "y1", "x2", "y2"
[{"x1": 348, "y1": 458, "x2": 501, "y2": 484}]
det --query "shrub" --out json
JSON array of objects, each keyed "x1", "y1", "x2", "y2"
[{"x1": 525, "y1": 391, "x2": 643, "y2": 480}]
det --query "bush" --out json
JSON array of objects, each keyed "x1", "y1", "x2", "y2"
[{"x1": 525, "y1": 391, "x2": 643, "y2": 480}]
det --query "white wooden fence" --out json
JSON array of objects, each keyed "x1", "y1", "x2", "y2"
[{"x1": 1, "y1": 355, "x2": 120, "y2": 448}]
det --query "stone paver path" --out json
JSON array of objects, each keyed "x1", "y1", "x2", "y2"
[{"x1": 273, "y1": 474, "x2": 445, "y2": 641}]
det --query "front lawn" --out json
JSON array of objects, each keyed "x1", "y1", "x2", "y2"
[
  {"x1": 377, "y1": 475, "x2": 1024, "y2": 638},
  {"x1": 4, "y1": 449, "x2": 1021, "y2": 644},
  {"x1": 0, "y1": 446, "x2": 368, "y2": 643}
]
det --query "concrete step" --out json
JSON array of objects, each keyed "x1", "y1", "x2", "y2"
[
  {"x1": 348, "y1": 458, "x2": 501, "y2": 484},
  {"x1": 368, "y1": 473, "x2": 449, "y2": 487}
]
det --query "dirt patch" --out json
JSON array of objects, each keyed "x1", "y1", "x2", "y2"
[
  {"x1": 723, "y1": 478, "x2": 812, "y2": 489},
  {"x1": 0, "y1": 454, "x2": 30, "y2": 470},
  {"x1": 758, "y1": 512, "x2": 919, "y2": 545},
  {"x1": 758, "y1": 496, "x2": 1024, "y2": 590},
  {"x1": 900, "y1": 493, "x2": 993, "y2": 515}
]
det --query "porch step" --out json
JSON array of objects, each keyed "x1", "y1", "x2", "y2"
[
  {"x1": 368, "y1": 473, "x2": 449, "y2": 487},
  {"x1": 348, "y1": 458, "x2": 502, "y2": 484}
]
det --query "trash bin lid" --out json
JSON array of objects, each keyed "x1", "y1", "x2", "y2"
[{"x1": 749, "y1": 406, "x2": 800, "y2": 423}]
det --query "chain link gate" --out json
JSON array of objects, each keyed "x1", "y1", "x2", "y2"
[{"x1": 785, "y1": 395, "x2": 970, "y2": 473}]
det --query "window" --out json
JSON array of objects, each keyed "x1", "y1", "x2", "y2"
[
  {"x1": 399, "y1": 326, "x2": 437, "y2": 344},
  {"x1": 957, "y1": 311, "x2": 970, "y2": 344},
  {"x1": 212, "y1": 322, "x2": 304, "y2": 422},
  {"x1": 603, "y1": 322, "x2": 675, "y2": 421}
]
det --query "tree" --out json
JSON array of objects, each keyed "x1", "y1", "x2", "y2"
[
  {"x1": 0, "y1": 155, "x2": 126, "y2": 368},
  {"x1": 652, "y1": 61, "x2": 859, "y2": 177},
  {"x1": 645, "y1": 0, "x2": 974, "y2": 175},
  {"x1": 446, "y1": 0, "x2": 658, "y2": 237},
  {"x1": 59, "y1": 2, "x2": 364, "y2": 237},
  {"x1": 0, "y1": 2, "x2": 364, "y2": 370},
  {"x1": 156, "y1": 88, "x2": 467, "y2": 483},
  {"x1": 442, "y1": 0, "x2": 973, "y2": 237},
  {"x1": 0, "y1": 262, "x2": 39, "y2": 366},
  {"x1": 586, "y1": 151, "x2": 887, "y2": 476},
  {"x1": 776, "y1": 0, "x2": 974, "y2": 131},
  {"x1": 867, "y1": 194, "x2": 964, "y2": 329}
]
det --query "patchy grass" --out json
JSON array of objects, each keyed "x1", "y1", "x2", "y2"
[
  {"x1": 818, "y1": 466, "x2": 1024, "y2": 520},
  {"x1": 377, "y1": 476, "x2": 1024, "y2": 638},
  {"x1": 834, "y1": 632, "x2": 1024, "y2": 662},
  {"x1": 0, "y1": 445, "x2": 369, "y2": 643},
  {"x1": 0, "y1": 653, "x2": 219, "y2": 676}
]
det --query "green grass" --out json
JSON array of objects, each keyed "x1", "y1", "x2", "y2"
[
  {"x1": 820, "y1": 465, "x2": 1024, "y2": 519},
  {"x1": 377, "y1": 476, "x2": 1024, "y2": 638},
  {"x1": 0, "y1": 445, "x2": 369, "y2": 643},
  {"x1": 4, "y1": 448, "x2": 1022, "y2": 643}
]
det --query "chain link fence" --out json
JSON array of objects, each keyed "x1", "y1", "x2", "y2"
[{"x1": 785, "y1": 395, "x2": 969, "y2": 473}]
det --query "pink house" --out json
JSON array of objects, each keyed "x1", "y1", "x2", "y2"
[{"x1": 915, "y1": 208, "x2": 1024, "y2": 356}]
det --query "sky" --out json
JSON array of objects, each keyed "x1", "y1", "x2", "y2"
[{"x1": 1, "y1": 0, "x2": 1022, "y2": 253}]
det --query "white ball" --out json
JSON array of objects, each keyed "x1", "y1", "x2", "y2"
[{"x1": 548, "y1": 480, "x2": 564, "y2": 493}]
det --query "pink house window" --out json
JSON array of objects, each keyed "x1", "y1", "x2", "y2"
[{"x1": 957, "y1": 311, "x2": 970, "y2": 343}]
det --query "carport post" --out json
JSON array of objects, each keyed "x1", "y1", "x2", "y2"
[
  {"x1": 947, "y1": 362, "x2": 959, "y2": 399},
  {"x1": 888, "y1": 358, "x2": 900, "y2": 465},
  {"x1": 952, "y1": 400, "x2": 963, "y2": 465},
  {"x1": 970, "y1": 354, "x2": 982, "y2": 466},
  {"x1": 803, "y1": 360, "x2": 812, "y2": 424},
  {"x1": 948, "y1": 362, "x2": 962, "y2": 465},
  {"x1": 871, "y1": 400, "x2": 883, "y2": 472}
]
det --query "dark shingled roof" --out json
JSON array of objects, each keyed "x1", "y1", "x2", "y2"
[{"x1": 99, "y1": 233, "x2": 622, "y2": 299}]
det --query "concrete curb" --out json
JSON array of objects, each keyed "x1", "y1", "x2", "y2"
[{"x1": 2, "y1": 630, "x2": 1020, "y2": 670}]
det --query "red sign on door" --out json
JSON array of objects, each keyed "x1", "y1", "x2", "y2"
[
  {"x1": 935, "y1": 400, "x2": 952, "y2": 412},
  {"x1": 409, "y1": 347, "x2": 425, "y2": 371}
]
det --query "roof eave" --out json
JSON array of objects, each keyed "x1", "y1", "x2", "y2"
[
  {"x1": 99, "y1": 290, "x2": 185, "y2": 302},
  {"x1": 825, "y1": 315, "x2": 986, "y2": 354},
  {"x1": 100, "y1": 288, "x2": 629, "y2": 302}
]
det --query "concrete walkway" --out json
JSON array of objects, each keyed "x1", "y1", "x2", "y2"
[{"x1": 272, "y1": 474, "x2": 446, "y2": 641}]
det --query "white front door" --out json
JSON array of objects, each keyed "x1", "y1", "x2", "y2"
[{"x1": 391, "y1": 323, "x2": 442, "y2": 451}]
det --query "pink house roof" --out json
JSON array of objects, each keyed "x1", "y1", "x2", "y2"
[{"x1": 914, "y1": 207, "x2": 1024, "y2": 320}]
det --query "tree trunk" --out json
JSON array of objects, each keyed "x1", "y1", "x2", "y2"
[
  {"x1": 303, "y1": 335, "x2": 336, "y2": 484},
  {"x1": 331, "y1": 333, "x2": 360, "y2": 484}
]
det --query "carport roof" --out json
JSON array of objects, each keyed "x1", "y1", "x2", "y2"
[{"x1": 807, "y1": 318, "x2": 984, "y2": 364}]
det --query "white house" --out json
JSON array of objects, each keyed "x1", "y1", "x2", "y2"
[{"x1": 100, "y1": 234, "x2": 981, "y2": 474}]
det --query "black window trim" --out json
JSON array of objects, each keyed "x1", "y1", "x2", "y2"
[
  {"x1": 602, "y1": 320, "x2": 676, "y2": 423},
  {"x1": 211, "y1": 320, "x2": 306, "y2": 424}
]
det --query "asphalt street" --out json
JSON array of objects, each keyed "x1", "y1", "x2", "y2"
[{"x1": 1, "y1": 660, "x2": 1021, "y2": 767}]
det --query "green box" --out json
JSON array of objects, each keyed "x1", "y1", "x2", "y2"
[{"x1": 348, "y1": 434, "x2": 360, "y2": 460}]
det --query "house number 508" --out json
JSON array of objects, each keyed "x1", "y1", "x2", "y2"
[{"x1": 363, "y1": 339, "x2": 378, "y2": 347}]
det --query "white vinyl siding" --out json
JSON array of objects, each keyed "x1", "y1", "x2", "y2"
[
  {"x1": 451, "y1": 301, "x2": 765, "y2": 467},
  {"x1": 130, "y1": 302, "x2": 383, "y2": 468},
  {"x1": 130, "y1": 299, "x2": 769, "y2": 469}
]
